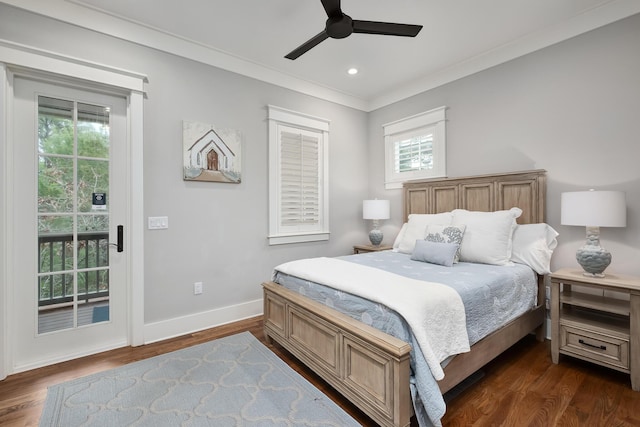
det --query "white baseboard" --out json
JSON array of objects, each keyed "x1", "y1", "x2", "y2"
[{"x1": 143, "y1": 299, "x2": 263, "y2": 345}]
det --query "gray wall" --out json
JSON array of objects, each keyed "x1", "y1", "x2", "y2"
[
  {"x1": 0, "y1": 4, "x2": 370, "y2": 325},
  {"x1": 2, "y1": 3, "x2": 639, "y2": 337},
  {"x1": 368, "y1": 13, "x2": 640, "y2": 276}
]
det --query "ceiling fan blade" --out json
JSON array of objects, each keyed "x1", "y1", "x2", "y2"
[
  {"x1": 320, "y1": 0, "x2": 342, "y2": 18},
  {"x1": 353, "y1": 20, "x2": 422, "y2": 37},
  {"x1": 285, "y1": 31, "x2": 329, "y2": 60}
]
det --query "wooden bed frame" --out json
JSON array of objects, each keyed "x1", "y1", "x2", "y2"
[{"x1": 263, "y1": 170, "x2": 547, "y2": 427}]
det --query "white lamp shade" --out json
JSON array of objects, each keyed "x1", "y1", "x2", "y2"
[
  {"x1": 363, "y1": 199, "x2": 390, "y2": 220},
  {"x1": 561, "y1": 190, "x2": 626, "y2": 227}
]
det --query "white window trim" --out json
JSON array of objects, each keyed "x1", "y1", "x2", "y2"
[
  {"x1": 268, "y1": 105, "x2": 330, "y2": 245},
  {"x1": 383, "y1": 106, "x2": 447, "y2": 189}
]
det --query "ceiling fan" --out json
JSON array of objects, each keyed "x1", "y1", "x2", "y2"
[{"x1": 285, "y1": 0, "x2": 423, "y2": 60}]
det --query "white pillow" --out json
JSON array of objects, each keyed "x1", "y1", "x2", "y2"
[
  {"x1": 396, "y1": 212, "x2": 453, "y2": 254},
  {"x1": 451, "y1": 208, "x2": 522, "y2": 265},
  {"x1": 392, "y1": 223, "x2": 408, "y2": 252},
  {"x1": 511, "y1": 223, "x2": 559, "y2": 274}
]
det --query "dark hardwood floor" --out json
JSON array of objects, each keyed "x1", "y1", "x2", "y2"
[{"x1": 1, "y1": 316, "x2": 638, "y2": 426}]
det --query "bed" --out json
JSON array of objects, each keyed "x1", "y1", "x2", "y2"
[{"x1": 262, "y1": 170, "x2": 552, "y2": 427}]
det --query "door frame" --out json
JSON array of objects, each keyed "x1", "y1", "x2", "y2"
[{"x1": 0, "y1": 40, "x2": 146, "y2": 379}]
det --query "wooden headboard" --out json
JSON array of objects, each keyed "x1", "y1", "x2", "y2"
[{"x1": 403, "y1": 169, "x2": 547, "y2": 224}]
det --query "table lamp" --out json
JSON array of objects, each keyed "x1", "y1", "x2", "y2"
[
  {"x1": 363, "y1": 199, "x2": 390, "y2": 246},
  {"x1": 561, "y1": 190, "x2": 626, "y2": 277}
]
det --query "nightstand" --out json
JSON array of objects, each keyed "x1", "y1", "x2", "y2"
[
  {"x1": 353, "y1": 244, "x2": 392, "y2": 254},
  {"x1": 550, "y1": 268, "x2": 640, "y2": 391}
]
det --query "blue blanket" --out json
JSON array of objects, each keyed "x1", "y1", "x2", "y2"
[{"x1": 273, "y1": 250, "x2": 537, "y2": 427}]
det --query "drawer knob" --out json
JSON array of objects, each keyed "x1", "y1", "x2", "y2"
[{"x1": 578, "y1": 339, "x2": 606, "y2": 351}]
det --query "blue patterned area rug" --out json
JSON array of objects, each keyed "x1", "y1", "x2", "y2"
[{"x1": 40, "y1": 332, "x2": 359, "y2": 426}]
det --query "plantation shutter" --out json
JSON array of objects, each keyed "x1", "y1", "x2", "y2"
[
  {"x1": 393, "y1": 127, "x2": 434, "y2": 173},
  {"x1": 267, "y1": 104, "x2": 329, "y2": 245},
  {"x1": 280, "y1": 130, "x2": 319, "y2": 226}
]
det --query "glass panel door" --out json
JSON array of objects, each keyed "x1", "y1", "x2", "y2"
[
  {"x1": 37, "y1": 96, "x2": 111, "y2": 333},
  {"x1": 12, "y1": 75, "x2": 128, "y2": 372}
]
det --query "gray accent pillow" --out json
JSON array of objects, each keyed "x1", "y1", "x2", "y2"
[
  {"x1": 425, "y1": 224, "x2": 466, "y2": 263},
  {"x1": 410, "y1": 240, "x2": 460, "y2": 267}
]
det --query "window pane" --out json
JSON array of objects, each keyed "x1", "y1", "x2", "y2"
[
  {"x1": 38, "y1": 215, "x2": 73, "y2": 234},
  {"x1": 78, "y1": 302, "x2": 109, "y2": 327},
  {"x1": 78, "y1": 214, "x2": 109, "y2": 233},
  {"x1": 38, "y1": 303, "x2": 74, "y2": 334},
  {"x1": 39, "y1": 232, "x2": 73, "y2": 273},
  {"x1": 77, "y1": 233, "x2": 109, "y2": 268},
  {"x1": 38, "y1": 96, "x2": 73, "y2": 156},
  {"x1": 38, "y1": 273, "x2": 75, "y2": 333},
  {"x1": 77, "y1": 268, "x2": 108, "y2": 297},
  {"x1": 77, "y1": 102, "x2": 110, "y2": 159},
  {"x1": 77, "y1": 159, "x2": 109, "y2": 212},
  {"x1": 38, "y1": 155, "x2": 74, "y2": 213},
  {"x1": 394, "y1": 133, "x2": 433, "y2": 173},
  {"x1": 38, "y1": 272, "x2": 74, "y2": 302}
]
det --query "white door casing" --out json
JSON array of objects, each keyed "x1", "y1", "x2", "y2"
[{"x1": 0, "y1": 41, "x2": 145, "y2": 378}]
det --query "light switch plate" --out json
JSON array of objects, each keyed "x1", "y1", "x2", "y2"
[
  {"x1": 194, "y1": 282, "x2": 203, "y2": 295},
  {"x1": 148, "y1": 216, "x2": 169, "y2": 229}
]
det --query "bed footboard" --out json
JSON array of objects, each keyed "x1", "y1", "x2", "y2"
[{"x1": 262, "y1": 281, "x2": 412, "y2": 427}]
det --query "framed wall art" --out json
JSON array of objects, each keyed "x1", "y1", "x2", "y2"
[{"x1": 183, "y1": 120, "x2": 242, "y2": 183}]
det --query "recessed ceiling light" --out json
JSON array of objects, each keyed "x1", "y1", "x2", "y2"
[{"x1": 347, "y1": 68, "x2": 358, "y2": 75}]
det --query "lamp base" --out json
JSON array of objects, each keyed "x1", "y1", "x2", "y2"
[
  {"x1": 576, "y1": 226, "x2": 611, "y2": 277},
  {"x1": 580, "y1": 271, "x2": 606, "y2": 278},
  {"x1": 369, "y1": 229, "x2": 383, "y2": 246}
]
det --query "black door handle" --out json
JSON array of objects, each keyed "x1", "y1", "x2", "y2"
[{"x1": 109, "y1": 225, "x2": 124, "y2": 252}]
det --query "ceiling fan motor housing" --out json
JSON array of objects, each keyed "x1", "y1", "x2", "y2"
[{"x1": 326, "y1": 14, "x2": 353, "y2": 39}]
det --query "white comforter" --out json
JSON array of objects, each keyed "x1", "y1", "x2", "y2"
[{"x1": 274, "y1": 257, "x2": 470, "y2": 380}]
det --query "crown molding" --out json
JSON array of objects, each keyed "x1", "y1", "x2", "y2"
[{"x1": 3, "y1": 0, "x2": 639, "y2": 112}]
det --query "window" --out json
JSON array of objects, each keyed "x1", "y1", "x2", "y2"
[
  {"x1": 384, "y1": 106, "x2": 446, "y2": 189},
  {"x1": 268, "y1": 105, "x2": 329, "y2": 245}
]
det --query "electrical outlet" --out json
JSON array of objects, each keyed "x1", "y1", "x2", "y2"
[{"x1": 194, "y1": 281, "x2": 203, "y2": 295}]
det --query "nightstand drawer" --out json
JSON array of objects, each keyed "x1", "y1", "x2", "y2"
[{"x1": 560, "y1": 323, "x2": 629, "y2": 371}]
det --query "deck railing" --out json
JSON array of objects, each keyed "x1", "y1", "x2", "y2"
[{"x1": 38, "y1": 231, "x2": 110, "y2": 307}]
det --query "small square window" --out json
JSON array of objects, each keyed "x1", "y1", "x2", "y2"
[{"x1": 384, "y1": 107, "x2": 446, "y2": 189}]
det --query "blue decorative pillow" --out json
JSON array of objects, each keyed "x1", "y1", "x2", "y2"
[
  {"x1": 410, "y1": 240, "x2": 460, "y2": 267},
  {"x1": 424, "y1": 224, "x2": 466, "y2": 263}
]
